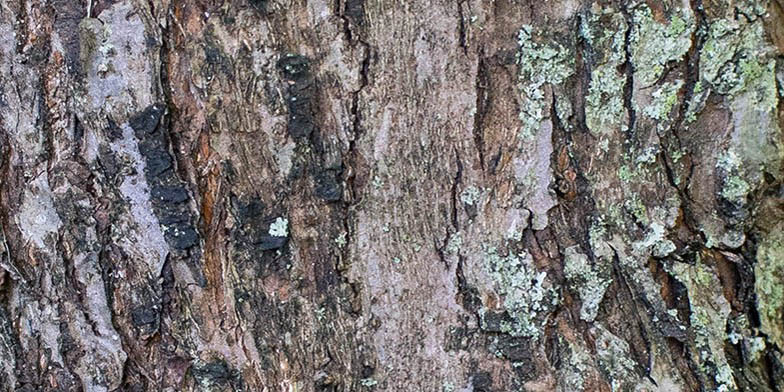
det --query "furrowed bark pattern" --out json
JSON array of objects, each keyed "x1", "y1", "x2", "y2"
[{"x1": 0, "y1": 0, "x2": 782, "y2": 391}]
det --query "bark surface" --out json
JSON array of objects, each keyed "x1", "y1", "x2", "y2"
[{"x1": 1, "y1": 0, "x2": 784, "y2": 391}]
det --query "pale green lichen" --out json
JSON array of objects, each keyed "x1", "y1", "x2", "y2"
[
  {"x1": 716, "y1": 150, "x2": 751, "y2": 205},
  {"x1": 586, "y1": 65, "x2": 627, "y2": 135},
  {"x1": 563, "y1": 246, "x2": 611, "y2": 322},
  {"x1": 633, "y1": 222, "x2": 676, "y2": 258},
  {"x1": 360, "y1": 378, "x2": 378, "y2": 388},
  {"x1": 371, "y1": 176, "x2": 384, "y2": 189},
  {"x1": 558, "y1": 340, "x2": 593, "y2": 392},
  {"x1": 460, "y1": 186, "x2": 481, "y2": 206},
  {"x1": 630, "y1": 5, "x2": 694, "y2": 86},
  {"x1": 642, "y1": 80, "x2": 683, "y2": 126},
  {"x1": 334, "y1": 232, "x2": 347, "y2": 248},
  {"x1": 594, "y1": 325, "x2": 638, "y2": 392},
  {"x1": 617, "y1": 165, "x2": 634, "y2": 183},
  {"x1": 269, "y1": 217, "x2": 289, "y2": 237},
  {"x1": 442, "y1": 381, "x2": 455, "y2": 392},
  {"x1": 755, "y1": 226, "x2": 784, "y2": 349},
  {"x1": 483, "y1": 246, "x2": 558, "y2": 338},
  {"x1": 700, "y1": 19, "x2": 770, "y2": 95},
  {"x1": 516, "y1": 25, "x2": 574, "y2": 138},
  {"x1": 671, "y1": 260, "x2": 736, "y2": 392},
  {"x1": 583, "y1": 11, "x2": 628, "y2": 135},
  {"x1": 446, "y1": 232, "x2": 462, "y2": 254},
  {"x1": 624, "y1": 193, "x2": 649, "y2": 226},
  {"x1": 747, "y1": 337, "x2": 767, "y2": 362}
]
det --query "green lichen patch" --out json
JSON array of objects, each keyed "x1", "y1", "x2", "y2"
[
  {"x1": 516, "y1": 25, "x2": 575, "y2": 139},
  {"x1": 557, "y1": 340, "x2": 594, "y2": 392},
  {"x1": 633, "y1": 222, "x2": 676, "y2": 259},
  {"x1": 716, "y1": 150, "x2": 751, "y2": 206},
  {"x1": 269, "y1": 217, "x2": 289, "y2": 237},
  {"x1": 563, "y1": 246, "x2": 611, "y2": 322},
  {"x1": 755, "y1": 225, "x2": 784, "y2": 349},
  {"x1": 446, "y1": 232, "x2": 462, "y2": 254},
  {"x1": 593, "y1": 325, "x2": 639, "y2": 392},
  {"x1": 641, "y1": 80, "x2": 683, "y2": 127},
  {"x1": 630, "y1": 5, "x2": 695, "y2": 87},
  {"x1": 482, "y1": 246, "x2": 558, "y2": 338},
  {"x1": 671, "y1": 260, "x2": 736, "y2": 392},
  {"x1": 582, "y1": 11, "x2": 628, "y2": 135},
  {"x1": 460, "y1": 186, "x2": 481, "y2": 206},
  {"x1": 700, "y1": 19, "x2": 772, "y2": 95}
]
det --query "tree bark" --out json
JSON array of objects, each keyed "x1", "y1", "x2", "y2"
[{"x1": 1, "y1": 0, "x2": 783, "y2": 391}]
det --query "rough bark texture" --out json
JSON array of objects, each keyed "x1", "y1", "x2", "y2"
[{"x1": 1, "y1": 0, "x2": 783, "y2": 391}]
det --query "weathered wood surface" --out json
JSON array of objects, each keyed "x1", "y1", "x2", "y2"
[{"x1": 0, "y1": 0, "x2": 783, "y2": 391}]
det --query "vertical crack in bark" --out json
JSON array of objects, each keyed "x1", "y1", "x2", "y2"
[
  {"x1": 457, "y1": 1, "x2": 468, "y2": 55},
  {"x1": 656, "y1": 0, "x2": 708, "y2": 243},
  {"x1": 574, "y1": 13, "x2": 592, "y2": 135},
  {"x1": 437, "y1": 148, "x2": 463, "y2": 270},
  {"x1": 473, "y1": 53, "x2": 488, "y2": 171},
  {"x1": 674, "y1": 0, "x2": 708, "y2": 135},
  {"x1": 620, "y1": 4, "x2": 637, "y2": 136},
  {"x1": 336, "y1": 0, "x2": 354, "y2": 42},
  {"x1": 342, "y1": 35, "x2": 370, "y2": 261},
  {"x1": 450, "y1": 148, "x2": 463, "y2": 232},
  {"x1": 608, "y1": 245, "x2": 657, "y2": 378}
]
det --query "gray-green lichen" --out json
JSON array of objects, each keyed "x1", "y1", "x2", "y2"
[
  {"x1": 442, "y1": 381, "x2": 455, "y2": 392},
  {"x1": 593, "y1": 325, "x2": 639, "y2": 392},
  {"x1": 633, "y1": 222, "x2": 676, "y2": 259},
  {"x1": 269, "y1": 217, "x2": 289, "y2": 237},
  {"x1": 755, "y1": 225, "x2": 784, "y2": 349},
  {"x1": 690, "y1": 7, "x2": 783, "y2": 253},
  {"x1": 642, "y1": 79, "x2": 683, "y2": 127},
  {"x1": 516, "y1": 25, "x2": 574, "y2": 139},
  {"x1": 716, "y1": 150, "x2": 751, "y2": 206},
  {"x1": 482, "y1": 246, "x2": 558, "y2": 338},
  {"x1": 582, "y1": 10, "x2": 628, "y2": 136},
  {"x1": 563, "y1": 246, "x2": 611, "y2": 322},
  {"x1": 630, "y1": 5, "x2": 694, "y2": 86},
  {"x1": 557, "y1": 340, "x2": 593, "y2": 392},
  {"x1": 671, "y1": 259, "x2": 736, "y2": 392},
  {"x1": 460, "y1": 186, "x2": 481, "y2": 206},
  {"x1": 446, "y1": 232, "x2": 462, "y2": 254},
  {"x1": 360, "y1": 378, "x2": 378, "y2": 388}
]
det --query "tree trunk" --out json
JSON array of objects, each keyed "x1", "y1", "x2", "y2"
[{"x1": 1, "y1": 0, "x2": 783, "y2": 391}]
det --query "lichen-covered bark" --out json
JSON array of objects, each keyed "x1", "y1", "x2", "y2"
[{"x1": 0, "y1": 0, "x2": 783, "y2": 391}]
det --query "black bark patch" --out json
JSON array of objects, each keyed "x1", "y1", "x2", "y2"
[
  {"x1": 479, "y1": 310, "x2": 509, "y2": 332},
  {"x1": 258, "y1": 234, "x2": 288, "y2": 251},
  {"x1": 129, "y1": 104, "x2": 164, "y2": 135},
  {"x1": 345, "y1": 0, "x2": 365, "y2": 27},
  {"x1": 151, "y1": 185, "x2": 189, "y2": 204},
  {"x1": 131, "y1": 305, "x2": 158, "y2": 327},
  {"x1": 314, "y1": 169, "x2": 342, "y2": 202},
  {"x1": 98, "y1": 145, "x2": 119, "y2": 180},
  {"x1": 249, "y1": 0, "x2": 269, "y2": 12},
  {"x1": 52, "y1": 0, "x2": 84, "y2": 72},
  {"x1": 130, "y1": 104, "x2": 201, "y2": 253},
  {"x1": 230, "y1": 195, "x2": 289, "y2": 254},
  {"x1": 191, "y1": 360, "x2": 242, "y2": 389},
  {"x1": 278, "y1": 54, "x2": 317, "y2": 139},
  {"x1": 495, "y1": 334, "x2": 532, "y2": 362},
  {"x1": 165, "y1": 222, "x2": 200, "y2": 250},
  {"x1": 278, "y1": 54, "x2": 311, "y2": 81},
  {"x1": 468, "y1": 370, "x2": 494, "y2": 392},
  {"x1": 106, "y1": 118, "x2": 123, "y2": 141},
  {"x1": 139, "y1": 148, "x2": 173, "y2": 177},
  {"x1": 444, "y1": 326, "x2": 473, "y2": 352}
]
